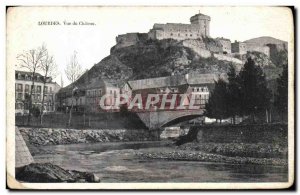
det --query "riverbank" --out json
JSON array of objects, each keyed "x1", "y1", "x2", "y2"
[
  {"x1": 135, "y1": 124, "x2": 287, "y2": 166},
  {"x1": 136, "y1": 144, "x2": 288, "y2": 166},
  {"x1": 19, "y1": 127, "x2": 158, "y2": 146}
]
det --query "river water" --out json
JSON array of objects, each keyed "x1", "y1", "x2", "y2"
[{"x1": 33, "y1": 141, "x2": 288, "y2": 182}]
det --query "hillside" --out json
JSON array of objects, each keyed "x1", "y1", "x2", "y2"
[
  {"x1": 244, "y1": 36, "x2": 288, "y2": 47},
  {"x1": 60, "y1": 38, "x2": 283, "y2": 94}
]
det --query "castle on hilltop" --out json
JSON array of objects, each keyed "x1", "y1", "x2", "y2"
[
  {"x1": 115, "y1": 12, "x2": 286, "y2": 58},
  {"x1": 148, "y1": 12, "x2": 211, "y2": 40}
]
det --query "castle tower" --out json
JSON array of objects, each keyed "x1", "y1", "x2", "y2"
[{"x1": 190, "y1": 11, "x2": 211, "y2": 37}]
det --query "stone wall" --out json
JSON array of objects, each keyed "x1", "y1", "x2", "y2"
[
  {"x1": 19, "y1": 127, "x2": 158, "y2": 146},
  {"x1": 115, "y1": 33, "x2": 148, "y2": 49},
  {"x1": 191, "y1": 124, "x2": 288, "y2": 146},
  {"x1": 181, "y1": 39, "x2": 211, "y2": 58},
  {"x1": 213, "y1": 53, "x2": 243, "y2": 64}
]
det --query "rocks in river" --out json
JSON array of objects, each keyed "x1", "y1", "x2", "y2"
[{"x1": 15, "y1": 163, "x2": 101, "y2": 183}]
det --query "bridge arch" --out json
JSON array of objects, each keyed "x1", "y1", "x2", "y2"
[{"x1": 136, "y1": 109, "x2": 204, "y2": 130}]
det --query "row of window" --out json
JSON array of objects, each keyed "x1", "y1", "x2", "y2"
[
  {"x1": 16, "y1": 92, "x2": 53, "y2": 101},
  {"x1": 87, "y1": 89, "x2": 102, "y2": 97},
  {"x1": 192, "y1": 87, "x2": 209, "y2": 92},
  {"x1": 167, "y1": 29, "x2": 201, "y2": 33},
  {"x1": 15, "y1": 84, "x2": 53, "y2": 93},
  {"x1": 159, "y1": 87, "x2": 179, "y2": 93},
  {"x1": 170, "y1": 33, "x2": 200, "y2": 37},
  {"x1": 191, "y1": 94, "x2": 209, "y2": 99},
  {"x1": 15, "y1": 102, "x2": 54, "y2": 110}
]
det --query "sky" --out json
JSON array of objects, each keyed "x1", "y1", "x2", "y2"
[{"x1": 7, "y1": 6, "x2": 293, "y2": 86}]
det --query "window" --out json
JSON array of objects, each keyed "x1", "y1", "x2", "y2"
[
  {"x1": 178, "y1": 33, "x2": 180, "y2": 36},
  {"x1": 17, "y1": 84, "x2": 23, "y2": 92},
  {"x1": 99, "y1": 90, "x2": 102, "y2": 96},
  {"x1": 44, "y1": 86, "x2": 48, "y2": 93},
  {"x1": 50, "y1": 87, "x2": 52, "y2": 93},
  {"x1": 37, "y1": 94, "x2": 40, "y2": 100},
  {"x1": 190, "y1": 34, "x2": 192, "y2": 37},
  {"x1": 170, "y1": 33, "x2": 173, "y2": 36},
  {"x1": 37, "y1": 86, "x2": 41, "y2": 93},
  {"x1": 17, "y1": 93, "x2": 22, "y2": 100},
  {"x1": 25, "y1": 85, "x2": 29, "y2": 92}
]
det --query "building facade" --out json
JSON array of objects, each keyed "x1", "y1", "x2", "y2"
[
  {"x1": 85, "y1": 79, "x2": 120, "y2": 112},
  {"x1": 15, "y1": 71, "x2": 61, "y2": 115}
]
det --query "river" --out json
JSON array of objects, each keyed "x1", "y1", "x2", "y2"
[{"x1": 32, "y1": 141, "x2": 288, "y2": 182}]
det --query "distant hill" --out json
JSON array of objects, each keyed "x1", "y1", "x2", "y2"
[{"x1": 244, "y1": 36, "x2": 287, "y2": 46}]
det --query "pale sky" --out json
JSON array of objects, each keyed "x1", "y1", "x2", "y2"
[{"x1": 7, "y1": 6, "x2": 293, "y2": 86}]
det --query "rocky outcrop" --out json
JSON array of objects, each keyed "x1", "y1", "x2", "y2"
[
  {"x1": 16, "y1": 163, "x2": 100, "y2": 183},
  {"x1": 19, "y1": 127, "x2": 157, "y2": 146}
]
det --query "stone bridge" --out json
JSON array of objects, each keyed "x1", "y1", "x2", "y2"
[{"x1": 136, "y1": 109, "x2": 204, "y2": 130}]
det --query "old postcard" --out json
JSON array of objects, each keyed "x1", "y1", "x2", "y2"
[{"x1": 6, "y1": 6, "x2": 294, "y2": 189}]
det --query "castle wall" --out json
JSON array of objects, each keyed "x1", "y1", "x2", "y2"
[
  {"x1": 181, "y1": 39, "x2": 211, "y2": 58},
  {"x1": 231, "y1": 42, "x2": 247, "y2": 54},
  {"x1": 216, "y1": 38, "x2": 231, "y2": 54},
  {"x1": 149, "y1": 23, "x2": 206, "y2": 41},
  {"x1": 213, "y1": 53, "x2": 243, "y2": 64},
  {"x1": 116, "y1": 33, "x2": 148, "y2": 48}
]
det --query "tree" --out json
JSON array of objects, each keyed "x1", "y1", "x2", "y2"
[
  {"x1": 17, "y1": 44, "x2": 47, "y2": 124},
  {"x1": 226, "y1": 64, "x2": 242, "y2": 124},
  {"x1": 204, "y1": 78, "x2": 229, "y2": 123},
  {"x1": 39, "y1": 50, "x2": 58, "y2": 125},
  {"x1": 274, "y1": 62, "x2": 288, "y2": 120},
  {"x1": 65, "y1": 51, "x2": 83, "y2": 83},
  {"x1": 238, "y1": 57, "x2": 272, "y2": 122},
  {"x1": 68, "y1": 86, "x2": 80, "y2": 127}
]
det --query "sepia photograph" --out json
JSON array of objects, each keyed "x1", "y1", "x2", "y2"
[{"x1": 6, "y1": 6, "x2": 294, "y2": 189}]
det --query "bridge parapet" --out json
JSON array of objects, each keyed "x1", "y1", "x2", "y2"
[{"x1": 136, "y1": 109, "x2": 204, "y2": 130}]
